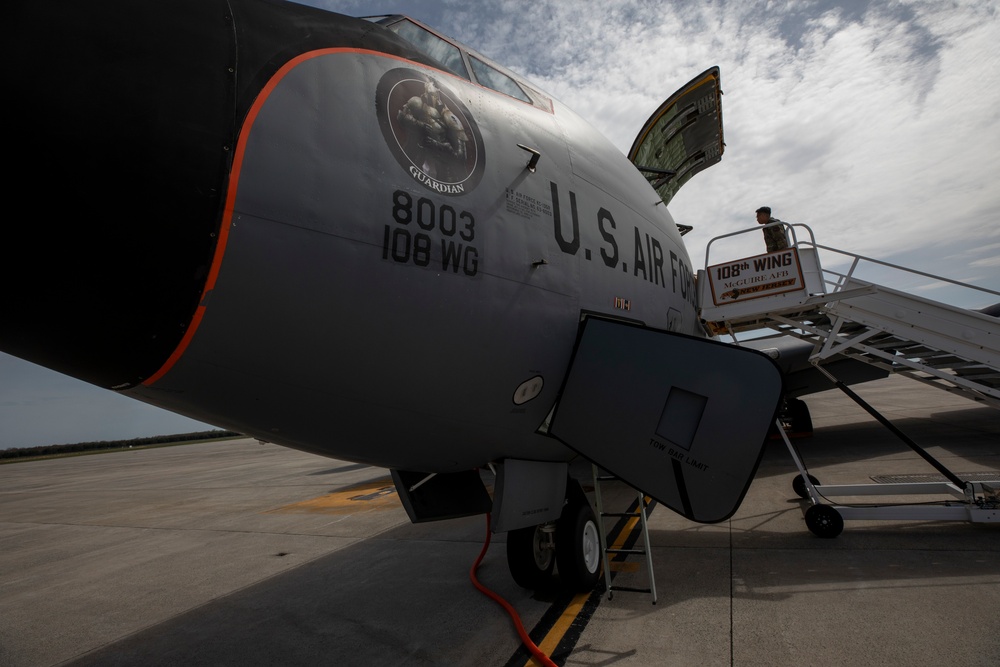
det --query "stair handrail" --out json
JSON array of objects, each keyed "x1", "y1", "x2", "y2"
[
  {"x1": 800, "y1": 241, "x2": 1000, "y2": 303},
  {"x1": 703, "y1": 221, "x2": 813, "y2": 268},
  {"x1": 703, "y1": 222, "x2": 1000, "y2": 306}
]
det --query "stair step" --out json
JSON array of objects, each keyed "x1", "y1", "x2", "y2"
[{"x1": 610, "y1": 585, "x2": 653, "y2": 594}]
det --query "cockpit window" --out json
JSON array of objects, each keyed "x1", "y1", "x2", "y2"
[
  {"x1": 367, "y1": 15, "x2": 551, "y2": 111},
  {"x1": 385, "y1": 19, "x2": 470, "y2": 80},
  {"x1": 468, "y1": 56, "x2": 532, "y2": 104}
]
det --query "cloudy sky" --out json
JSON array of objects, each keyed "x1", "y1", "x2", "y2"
[{"x1": 2, "y1": 0, "x2": 997, "y2": 449}]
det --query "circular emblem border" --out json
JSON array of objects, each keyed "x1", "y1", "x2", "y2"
[{"x1": 376, "y1": 68, "x2": 486, "y2": 196}]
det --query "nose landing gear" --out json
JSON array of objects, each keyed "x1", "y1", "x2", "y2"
[{"x1": 506, "y1": 479, "x2": 602, "y2": 592}]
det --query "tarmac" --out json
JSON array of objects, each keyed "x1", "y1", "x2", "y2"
[{"x1": 1, "y1": 374, "x2": 998, "y2": 666}]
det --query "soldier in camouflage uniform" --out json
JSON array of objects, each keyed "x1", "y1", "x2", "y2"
[{"x1": 756, "y1": 206, "x2": 788, "y2": 252}]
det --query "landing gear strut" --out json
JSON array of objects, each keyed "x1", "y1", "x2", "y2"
[{"x1": 506, "y1": 523, "x2": 555, "y2": 589}]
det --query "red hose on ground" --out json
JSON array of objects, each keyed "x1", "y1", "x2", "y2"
[{"x1": 469, "y1": 513, "x2": 558, "y2": 667}]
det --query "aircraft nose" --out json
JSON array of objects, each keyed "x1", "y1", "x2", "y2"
[{"x1": 4, "y1": 1, "x2": 236, "y2": 389}]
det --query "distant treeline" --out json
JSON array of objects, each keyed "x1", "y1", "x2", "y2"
[{"x1": 0, "y1": 430, "x2": 242, "y2": 460}]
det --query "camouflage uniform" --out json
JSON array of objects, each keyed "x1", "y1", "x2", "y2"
[{"x1": 761, "y1": 217, "x2": 788, "y2": 253}]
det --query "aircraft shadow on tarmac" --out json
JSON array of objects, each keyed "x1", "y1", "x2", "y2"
[{"x1": 307, "y1": 463, "x2": 372, "y2": 476}]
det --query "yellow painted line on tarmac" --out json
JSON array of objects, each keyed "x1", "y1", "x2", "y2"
[
  {"x1": 528, "y1": 591, "x2": 590, "y2": 666},
  {"x1": 264, "y1": 476, "x2": 401, "y2": 514}
]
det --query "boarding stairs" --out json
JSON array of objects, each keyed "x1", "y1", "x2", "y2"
[
  {"x1": 697, "y1": 223, "x2": 1000, "y2": 408},
  {"x1": 695, "y1": 222, "x2": 1000, "y2": 536}
]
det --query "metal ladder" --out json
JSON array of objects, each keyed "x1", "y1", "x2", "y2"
[{"x1": 592, "y1": 465, "x2": 657, "y2": 603}]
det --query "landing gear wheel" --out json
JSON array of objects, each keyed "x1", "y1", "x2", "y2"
[
  {"x1": 783, "y1": 397, "x2": 813, "y2": 434},
  {"x1": 555, "y1": 497, "x2": 601, "y2": 592},
  {"x1": 506, "y1": 524, "x2": 555, "y2": 590},
  {"x1": 792, "y1": 473, "x2": 821, "y2": 499},
  {"x1": 805, "y1": 504, "x2": 844, "y2": 538}
]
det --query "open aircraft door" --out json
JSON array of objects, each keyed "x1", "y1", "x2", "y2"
[
  {"x1": 548, "y1": 317, "x2": 782, "y2": 523},
  {"x1": 628, "y1": 66, "x2": 724, "y2": 211}
]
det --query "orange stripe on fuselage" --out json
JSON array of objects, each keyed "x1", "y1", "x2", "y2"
[{"x1": 141, "y1": 48, "x2": 434, "y2": 386}]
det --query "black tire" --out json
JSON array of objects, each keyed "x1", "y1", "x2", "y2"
[
  {"x1": 555, "y1": 498, "x2": 602, "y2": 592},
  {"x1": 792, "y1": 473, "x2": 821, "y2": 499},
  {"x1": 784, "y1": 397, "x2": 813, "y2": 434},
  {"x1": 805, "y1": 504, "x2": 844, "y2": 538},
  {"x1": 506, "y1": 524, "x2": 555, "y2": 590}
]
